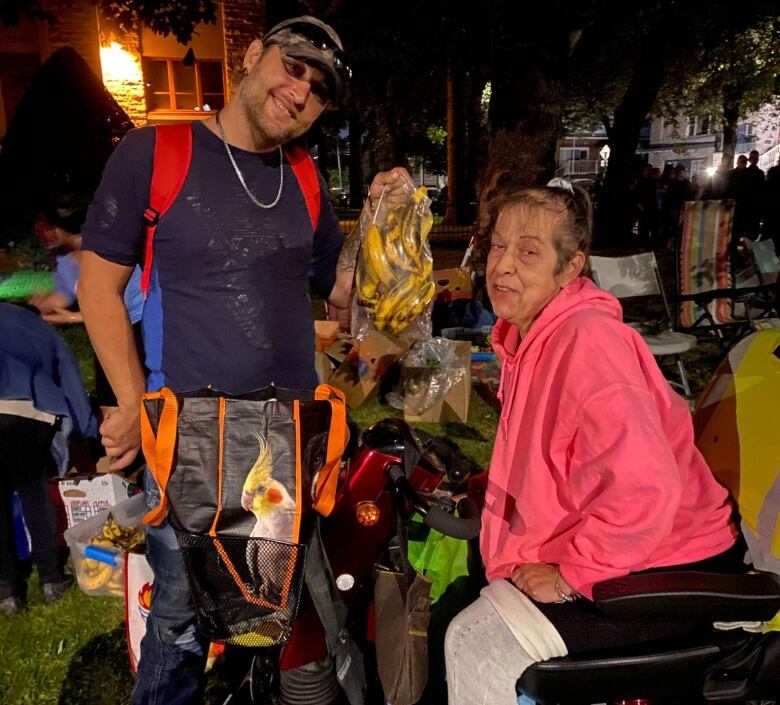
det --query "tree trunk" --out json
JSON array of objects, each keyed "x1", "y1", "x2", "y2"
[
  {"x1": 348, "y1": 110, "x2": 363, "y2": 208},
  {"x1": 444, "y1": 63, "x2": 466, "y2": 225},
  {"x1": 596, "y1": 31, "x2": 667, "y2": 248},
  {"x1": 465, "y1": 71, "x2": 485, "y2": 224},
  {"x1": 479, "y1": 64, "x2": 564, "y2": 228},
  {"x1": 720, "y1": 84, "x2": 741, "y2": 169}
]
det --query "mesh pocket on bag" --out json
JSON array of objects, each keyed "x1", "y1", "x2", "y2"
[{"x1": 175, "y1": 530, "x2": 307, "y2": 647}]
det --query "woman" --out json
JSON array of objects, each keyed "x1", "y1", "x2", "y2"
[
  {"x1": 444, "y1": 181, "x2": 739, "y2": 705},
  {"x1": 28, "y1": 193, "x2": 145, "y2": 413}
]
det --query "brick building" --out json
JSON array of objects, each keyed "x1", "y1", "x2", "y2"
[{"x1": 0, "y1": 0, "x2": 267, "y2": 136}]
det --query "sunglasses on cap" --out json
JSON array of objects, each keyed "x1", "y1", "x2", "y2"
[{"x1": 267, "y1": 20, "x2": 352, "y2": 88}]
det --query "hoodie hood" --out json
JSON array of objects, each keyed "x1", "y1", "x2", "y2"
[
  {"x1": 492, "y1": 277, "x2": 622, "y2": 438},
  {"x1": 492, "y1": 277, "x2": 622, "y2": 363}
]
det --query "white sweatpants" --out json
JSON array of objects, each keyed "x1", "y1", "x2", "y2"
[{"x1": 444, "y1": 581, "x2": 568, "y2": 705}]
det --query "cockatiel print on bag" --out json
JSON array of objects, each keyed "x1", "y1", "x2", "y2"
[{"x1": 241, "y1": 432, "x2": 295, "y2": 602}]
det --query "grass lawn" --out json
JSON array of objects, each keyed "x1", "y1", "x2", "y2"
[{"x1": 0, "y1": 372, "x2": 499, "y2": 704}]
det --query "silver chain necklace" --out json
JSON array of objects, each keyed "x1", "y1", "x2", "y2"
[{"x1": 216, "y1": 112, "x2": 284, "y2": 209}]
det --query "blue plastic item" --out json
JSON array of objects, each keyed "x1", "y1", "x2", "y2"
[
  {"x1": 11, "y1": 493, "x2": 31, "y2": 560},
  {"x1": 471, "y1": 352, "x2": 496, "y2": 362},
  {"x1": 84, "y1": 544, "x2": 123, "y2": 567}
]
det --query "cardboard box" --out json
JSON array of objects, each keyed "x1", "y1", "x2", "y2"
[
  {"x1": 404, "y1": 340, "x2": 471, "y2": 423},
  {"x1": 314, "y1": 320, "x2": 340, "y2": 352},
  {"x1": 58, "y1": 474, "x2": 138, "y2": 528},
  {"x1": 328, "y1": 330, "x2": 411, "y2": 408},
  {"x1": 433, "y1": 267, "x2": 472, "y2": 303}
]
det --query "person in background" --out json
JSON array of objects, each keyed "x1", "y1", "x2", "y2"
[
  {"x1": 662, "y1": 163, "x2": 693, "y2": 248},
  {"x1": 0, "y1": 303, "x2": 97, "y2": 615},
  {"x1": 635, "y1": 163, "x2": 659, "y2": 245},
  {"x1": 729, "y1": 153, "x2": 765, "y2": 249},
  {"x1": 763, "y1": 156, "x2": 780, "y2": 252},
  {"x1": 444, "y1": 181, "x2": 738, "y2": 705},
  {"x1": 28, "y1": 193, "x2": 144, "y2": 414}
]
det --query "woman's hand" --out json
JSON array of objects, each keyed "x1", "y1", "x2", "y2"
[
  {"x1": 29, "y1": 292, "x2": 71, "y2": 315},
  {"x1": 40, "y1": 308, "x2": 83, "y2": 325},
  {"x1": 511, "y1": 563, "x2": 577, "y2": 603}
]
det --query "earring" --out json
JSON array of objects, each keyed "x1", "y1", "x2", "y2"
[{"x1": 241, "y1": 66, "x2": 249, "y2": 77}]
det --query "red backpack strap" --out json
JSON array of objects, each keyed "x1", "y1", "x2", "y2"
[
  {"x1": 141, "y1": 123, "x2": 193, "y2": 295},
  {"x1": 285, "y1": 145, "x2": 321, "y2": 232}
]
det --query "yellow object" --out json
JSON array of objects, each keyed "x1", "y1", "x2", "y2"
[
  {"x1": 229, "y1": 631, "x2": 278, "y2": 648},
  {"x1": 364, "y1": 224, "x2": 397, "y2": 287},
  {"x1": 356, "y1": 187, "x2": 436, "y2": 336},
  {"x1": 79, "y1": 562, "x2": 114, "y2": 591},
  {"x1": 242, "y1": 432, "x2": 273, "y2": 514},
  {"x1": 732, "y1": 332, "x2": 780, "y2": 561},
  {"x1": 357, "y1": 270, "x2": 379, "y2": 301},
  {"x1": 695, "y1": 328, "x2": 780, "y2": 631}
]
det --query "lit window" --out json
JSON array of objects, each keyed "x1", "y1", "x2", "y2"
[
  {"x1": 560, "y1": 147, "x2": 588, "y2": 161},
  {"x1": 142, "y1": 58, "x2": 225, "y2": 113}
]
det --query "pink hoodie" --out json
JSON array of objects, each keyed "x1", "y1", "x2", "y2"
[{"x1": 481, "y1": 277, "x2": 736, "y2": 599}]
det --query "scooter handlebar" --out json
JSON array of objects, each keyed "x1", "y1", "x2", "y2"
[
  {"x1": 423, "y1": 497, "x2": 481, "y2": 541},
  {"x1": 389, "y1": 465, "x2": 482, "y2": 541}
]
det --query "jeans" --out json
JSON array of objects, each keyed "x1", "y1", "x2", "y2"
[
  {"x1": 129, "y1": 472, "x2": 209, "y2": 705},
  {"x1": 0, "y1": 415, "x2": 62, "y2": 600}
]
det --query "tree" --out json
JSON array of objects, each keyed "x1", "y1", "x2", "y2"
[
  {"x1": 563, "y1": 1, "x2": 780, "y2": 245},
  {"x1": 0, "y1": 48, "x2": 134, "y2": 244},
  {"x1": 273, "y1": 0, "x2": 452, "y2": 207},
  {"x1": 663, "y1": 20, "x2": 780, "y2": 168},
  {"x1": 2, "y1": 0, "x2": 218, "y2": 44}
]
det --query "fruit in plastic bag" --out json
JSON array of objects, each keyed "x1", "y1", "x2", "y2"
[
  {"x1": 76, "y1": 513, "x2": 146, "y2": 594},
  {"x1": 356, "y1": 187, "x2": 435, "y2": 335}
]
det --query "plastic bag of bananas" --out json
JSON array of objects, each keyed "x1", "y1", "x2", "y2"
[
  {"x1": 65, "y1": 493, "x2": 147, "y2": 597},
  {"x1": 354, "y1": 186, "x2": 435, "y2": 339}
]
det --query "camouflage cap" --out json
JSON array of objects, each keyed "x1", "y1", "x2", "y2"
[{"x1": 263, "y1": 16, "x2": 350, "y2": 101}]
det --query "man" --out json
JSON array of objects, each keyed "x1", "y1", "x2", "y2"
[
  {"x1": 764, "y1": 156, "x2": 780, "y2": 251},
  {"x1": 635, "y1": 163, "x2": 658, "y2": 244},
  {"x1": 729, "y1": 151, "x2": 765, "y2": 245},
  {"x1": 78, "y1": 16, "x2": 412, "y2": 704}
]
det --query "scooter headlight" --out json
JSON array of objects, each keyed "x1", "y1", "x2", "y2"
[{"x1": 355, "y1": 501, "x2": 381, "y2": 526}]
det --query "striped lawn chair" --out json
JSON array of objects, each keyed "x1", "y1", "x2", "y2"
[{"x1": 677, "y1": 200, "x2": 744, "y2": 332}]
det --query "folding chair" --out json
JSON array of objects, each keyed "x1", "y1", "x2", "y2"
[
  {"x1": 589, "y1": 252, "x2": 696, "y2": 396},
  {"x1": 676, "y1": 200, "x2": 768, "y2": 339},
  {"x1": 743, "y1": 239, "x2": 780, "y2": 318}
]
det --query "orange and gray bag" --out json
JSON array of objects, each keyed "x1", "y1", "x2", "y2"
[{"x1": 139, "y1": 383, "x2": 348, "y2": 647}]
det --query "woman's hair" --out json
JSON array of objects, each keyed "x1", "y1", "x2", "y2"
[{"x1": 486, "y1": 182, "x2": 594, "y2": 274}]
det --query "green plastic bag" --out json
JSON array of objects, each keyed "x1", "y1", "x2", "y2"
[
  {"x1": 407, "y1": 513, "x2": 469, "y2": 603},
  {"x1": 0, "y1": 271, "x2": 53, "y2": 300}
]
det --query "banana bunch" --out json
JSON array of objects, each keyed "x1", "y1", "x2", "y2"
[
  {"x1": 76, "y1": 514, "x2": 146, "y2": 595},
  {"x1": 78, "y1": 536, "x2": 122, "y2": 594},
  {"x1": 99, "y1": 513, "x2": 146, "y2": 552},
  {"x1": 356, "y1": 186, "x2": 436, "y2": 334}
]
